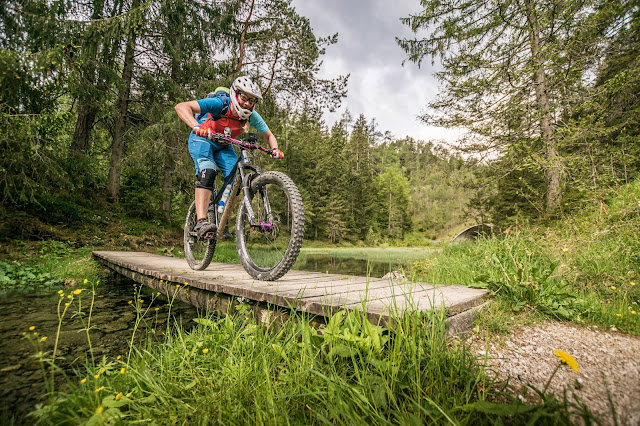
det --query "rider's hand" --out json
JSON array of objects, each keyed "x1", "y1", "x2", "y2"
[
  {"x1": 271, "y1": 149, "x2": 284, "y2": 159},
  {"x1": 193, "y1": 124, "x2": 211, "y2": 139}
]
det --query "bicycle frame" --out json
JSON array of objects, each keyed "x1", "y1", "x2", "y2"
[{"x1": 205, "y1": 132, "x2": 275, "y2": 241}]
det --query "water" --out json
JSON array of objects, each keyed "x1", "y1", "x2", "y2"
[
  {"x1": 292, "y1": 248, "x2": 438, "y2": 278},
  {"x1": 293, "y1": 254, "x2": 402, "y2": 278},
  {"x1": 0, "y1": 277, "x2": 198, "y2": 423}
]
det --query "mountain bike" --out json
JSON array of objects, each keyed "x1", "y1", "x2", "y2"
[{"x1": 183, "y1": 132, "x2": 305, "y2": 281}]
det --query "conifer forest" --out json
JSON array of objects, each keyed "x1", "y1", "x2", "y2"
[{"x1": 1, "y1": 0, "x2": 638, "y2": 242}]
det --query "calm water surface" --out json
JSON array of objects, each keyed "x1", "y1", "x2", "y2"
[
  {"x1": 293, "y1": 254, "x2": 402, "y2": 277},
  {"x1": 0, "y1": 277, "x2": 198, "y2": 423},
  {"x1": 292, "y1": 248, "x2": 437, "y2": 277}
]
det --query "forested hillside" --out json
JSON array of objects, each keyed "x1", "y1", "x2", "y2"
[{"x1": 1, "y1": 0, "x2": 638, "y2": 244}]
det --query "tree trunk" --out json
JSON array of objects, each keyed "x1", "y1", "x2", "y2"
[
  {"x1": 234, "y1": 0, "x2": 255, "y2": 73},
  {"x1": 70, "y1": 0, "x2": 105, "y2": 156},
  {"x1": 71, "y1": 104, "x2": 97, "y2": 153},
  {"x1": 525, "y1": 0, "x2": 562, "y2": 212},
  {"x1": 107, "y1": 3, "x2": 139, "y2": 202},
  {"x1": 161, "y1": 11, "x2": 185, "y2": 222}
]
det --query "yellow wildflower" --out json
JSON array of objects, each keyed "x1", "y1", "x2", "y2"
[
  {"x1": 94, "y1": 386, "x2": 104, "y2": 393},
  {"x1": 80, "y1": 378, "x2": 87, "y2": 384},
  {"x1": 154, "y1": 307, "x2": 160, "y2": 312},
  {"x1": 616, "y1": 313, "x2": 622, "y2": 317},
  {"x1": 67, "y1": 294, "x2": 72, "y2": 299},
  {"x1": 126, "y1": 392, "x2": 132, "y2": 398},
  {"x1": 116, "y1": 355, "x2": 122, "y2": 360},
  {"x1": 40, "y1": 336, "x2": 47, "y2": 342},
  {"x1": 120, "y1": 368, "x2": 126, "y2": 374},
  {"x1": 95, "y1": 406, "x2": 104, "y2": 415},
  {"x1": 632, "y1": 311, "x2": 637, "y2": 315},
  {"x1": 100, "y1": 368, "x2": 105, "y2": 374},
  {"x1": 128, "y1": 300, "x2": 133, "y2": 305},
  {"x1": 202, "y1": 348, "x2": 209, "y2": 354},
  {"x1": 184, "y1": 282, "x2": 188, "y2": 286},
  {"x1": 631, "y1": 282, "x2": 636, "y2": 286},
  {"x1": 57, "y1": 290, "x2": 63, "y2": 295},
  {"x1": 28, "y1": 326, "x2": 35, "y2": 331},
  {"x1": 562, "y1": 247, "x2": 568, "y2": 252},
  {"x1": 73, "y1": 288, "x2": 82, "y2": 295},
  {"x1": 553, "y1": 349, "x2": 579, "y2": 372},
  {"x1": 83, "y1": 279, "x2": 88, "y2": 284},
  {"x1": 115, "y1": 392, "x2": 123, "y2": 401},
  {"x1": 94, "y1": 374, "x2": 100, "y2": 379},
  {"x1": 64, "y1": 303, "x2": 70, "y2": 307},
  {"x1": 611, "y1": 286, "x2": 617, "y2": 290}
]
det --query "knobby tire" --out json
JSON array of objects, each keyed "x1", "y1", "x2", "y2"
[
  {"x1": 236, "y1": 171, "x2": 304, "y2": 281},
  {"x1": 184, "y1": 201, "x2": 216, "y2": 270}
]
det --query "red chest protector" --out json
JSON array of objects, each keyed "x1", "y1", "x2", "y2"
[{"x1": 199, "y1": 109, "x2": 246, "y2": 141}]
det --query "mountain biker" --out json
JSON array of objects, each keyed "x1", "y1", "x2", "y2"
[{"x1": 174, "y1": 76, "x2": 284, "y2": 239}]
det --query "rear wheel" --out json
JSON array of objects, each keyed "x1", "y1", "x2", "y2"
[
  {"x1": 236, "y1": 171, "x2": 304, "y2": 281},
  {"x1": 184, "y1": 201, "x2": 216, "y2": 270}
]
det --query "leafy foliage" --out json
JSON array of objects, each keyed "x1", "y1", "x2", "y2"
[
  {"x1": 0, "y1": 260, "x2": 64, "y2": 290},
  {"x1": 472, "y1": 253, "x2": 577, "y2": 320}
]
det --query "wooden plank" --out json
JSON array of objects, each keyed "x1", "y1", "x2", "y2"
[
  {"x1": 92, "y1": 251, "x2": 490, "y2": 329},
  {"x1": 345, "y1": 285, "x2": 489, "y2": 327}
]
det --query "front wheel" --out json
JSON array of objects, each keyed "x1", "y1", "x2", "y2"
[
  {"x1": 236, "y1": 171, "x2": 304, "y2": 280},
  {"x1": 184, "y1": 201, "x2": 216, "y2": 270}
]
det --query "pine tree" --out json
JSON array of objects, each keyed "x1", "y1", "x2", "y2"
[{"x1": 398, "y1": 0, "x2": 624, "y2": 214}]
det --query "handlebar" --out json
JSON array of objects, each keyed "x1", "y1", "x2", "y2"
[{"x1": 212, "y1": 132, "x2": 274, "y2": 155}]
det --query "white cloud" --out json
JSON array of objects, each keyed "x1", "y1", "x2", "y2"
[{"x1": 291, "y1": 0, "x2": 461, "y2": 145}]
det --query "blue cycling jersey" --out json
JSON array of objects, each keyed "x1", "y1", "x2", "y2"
[{"x1": 196, "y1": 97, "x2": 269, "y2": 134}]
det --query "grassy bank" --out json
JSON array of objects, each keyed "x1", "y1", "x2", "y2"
[
  {"x1": 409, "y1": 180, "x2": 640, "y2": 334},
  {"x1": 29, "y1": 294, "x2": 590, "y2": 425}
]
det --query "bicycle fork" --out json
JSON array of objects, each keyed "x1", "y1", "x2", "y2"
[{"x1": 241, "y1": 172, "x2": 275, "y2": 232}]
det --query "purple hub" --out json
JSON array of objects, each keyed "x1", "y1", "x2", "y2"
[{"x1": 252, "y1": 221, "x2": 274, "y2": 232}]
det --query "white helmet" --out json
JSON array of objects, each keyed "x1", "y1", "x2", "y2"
[{"x1": 230, "y1": 76, "x2": 263, "y2": 120}]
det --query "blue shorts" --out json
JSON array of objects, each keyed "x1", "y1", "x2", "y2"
[{"x1": 188, "y1": 134, "x2": 237, "y2": 178}]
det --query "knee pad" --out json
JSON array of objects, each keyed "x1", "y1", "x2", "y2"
[{"x1": 196, "y1": 168, "x2": 216, "y2": 190}]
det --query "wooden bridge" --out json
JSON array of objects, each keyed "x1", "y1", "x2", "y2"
[{"x1": 93, "y1": 251, "x2": 489, "y2": 333}]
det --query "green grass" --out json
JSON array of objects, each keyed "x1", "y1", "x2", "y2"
[
  {"x1": 408, "y1": 180, "x2": 640, "y2": 334},
  {"x1": 0, "y1": 240, "x2": 102, "y2": 292},
  {"x1": 30, "y1": 301, "x2": 590, "y2": 425}
]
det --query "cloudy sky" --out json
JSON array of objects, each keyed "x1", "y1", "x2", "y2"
[{"x1": 290, "y1": 0, "x2": 462, "y2": 143}]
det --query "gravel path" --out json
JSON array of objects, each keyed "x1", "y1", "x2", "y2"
[{"x1": 471, "y1": 321, "x2": 640, "y2": 425}]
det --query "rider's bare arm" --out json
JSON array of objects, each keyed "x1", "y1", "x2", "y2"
[
  {"x1": 175, "y1": 101, "x2": 202, "y2": 129},
  {"x1": 263, "y1": 129, "x2": 278, "y2": 150}
]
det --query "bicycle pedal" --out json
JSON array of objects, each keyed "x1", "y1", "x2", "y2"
[{"x1": 203, "y1": 231, "x2": 216, "y2": 240}]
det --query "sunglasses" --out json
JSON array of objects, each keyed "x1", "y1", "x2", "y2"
[{"x1": 238, "y1": 92, "x2": 259, "y2": 106}]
